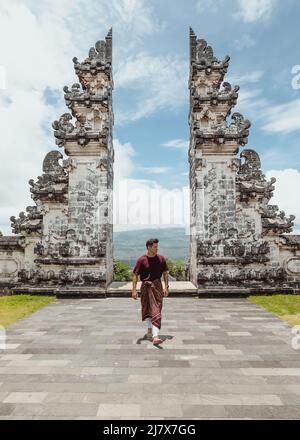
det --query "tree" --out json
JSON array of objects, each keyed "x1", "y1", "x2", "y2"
[
  {"x1": 113, "y1": 260, "x2": 132, "y2": 281},
  {"x1": 167, "y1": 258, "x2": 188, "y2": 281}
]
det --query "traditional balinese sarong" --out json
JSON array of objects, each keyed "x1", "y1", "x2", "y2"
[{"x1": 140, "y1": 277, "x2": 164, "y2": 330}]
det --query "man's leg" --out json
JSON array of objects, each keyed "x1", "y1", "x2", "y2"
[
  {"x1": 152, "y1": 323, "x2": 163, "y2": 344},
  {"x1": 146, "y1": 318, "x2": 152, "y2": 338},
  {"x1": 152, "y1": 324, "x2": 159, "y2": 337}
]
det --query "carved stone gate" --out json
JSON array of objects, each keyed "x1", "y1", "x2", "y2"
[
  {"x1": 0, "y1": 28, "x2": 299, "y2": 296},
  {"x1": 188, "y1": 28, "x2": 300, "y2": 295},
  {"x1": 0, "y1": 30, "x2": 114, "y2": 297}
]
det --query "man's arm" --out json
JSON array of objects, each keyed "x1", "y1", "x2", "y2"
[
  {"x1": 132, "y1": 258, "x2": 141, "y2": 300},
  {"x1": 132, "y1": 271, "x2": 138, "y2": 299},
  {"x1": 162, "y1": 257, "x2": 169, "y2": 296},
  {"x1": 132, "y1": 272, "x2": 138, "y2": 290},
  {"x1": 163, "y1": 270, "x2": 169, "y2": 288},
  {"x1": 163, "y1": 270, "x2": 169, "y2": 296}
]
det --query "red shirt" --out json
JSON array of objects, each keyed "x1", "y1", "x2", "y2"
[{"x1": 132, "y1": 254, "x2": 168, "y2": 281}]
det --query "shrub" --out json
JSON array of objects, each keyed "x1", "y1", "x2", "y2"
[
  {"x1": 167, "y1": 258, "x2": 188, "y2": 281},
  {"x1": 113, "y1": 260, "x2": 132, "y2": 281}
]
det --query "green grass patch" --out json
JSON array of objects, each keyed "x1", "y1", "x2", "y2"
[
  {"x1": 0, "y1": 294, "x2": 56, "y2": 328},
  {"x1": 248, "y1": 294, "x2": 300, "y2": 326}
]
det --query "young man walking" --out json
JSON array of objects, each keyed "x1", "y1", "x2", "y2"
[{"x1": 132, "y1": 238, "x2": 169, "y2": 345}]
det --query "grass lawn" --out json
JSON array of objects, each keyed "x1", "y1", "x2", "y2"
[
  {"x1": 0, "y1": 294, "x2": 56, "y2": 328},
  {"x1": 248, "y1": 294, "x2": 300, "y2": 326}
]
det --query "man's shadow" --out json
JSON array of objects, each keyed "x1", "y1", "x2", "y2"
[{"x1": 136, "y1": 333, "x2": 174, "y2": 349}]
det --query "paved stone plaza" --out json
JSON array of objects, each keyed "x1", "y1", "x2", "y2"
[{"x1": 0, "y1": 297, "x2": 300, "y2": 420}]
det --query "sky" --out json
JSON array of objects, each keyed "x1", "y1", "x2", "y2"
[{"x1": 0, "y1": 0, "x2": 300, "y2": 235}]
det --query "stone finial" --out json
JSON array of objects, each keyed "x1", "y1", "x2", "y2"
[
  {"x1": 10, "y1": 206, "x2": 42, "y2": 235},
  {"x1": 42, "y1": 151, "x2": 64, "y2": 174},
  {"x1": 189, "y1": 26, "x2": 230, "y2": 69},
  {"x1": 29, "y1": 151, "x2": 68, "y2": 203},
  {"x1": 73, "y1": 28, "x2": 112, "y2": 68}
]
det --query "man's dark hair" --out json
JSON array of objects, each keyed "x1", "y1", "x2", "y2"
[{"x1": 146, "y1": 238, "x2": 159, "y2": 249}]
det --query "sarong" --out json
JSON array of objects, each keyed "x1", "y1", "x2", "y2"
[{"x1": 140, "y1": 278, "x2": 164, "y2": 329}]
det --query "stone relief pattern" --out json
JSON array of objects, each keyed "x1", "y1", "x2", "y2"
[
  {"x1": 189, "y1": 28, "x2": 299, "y2": 290},
  {"x1": 52, "y1": 29, "x2": 113, "y2": 149},
  {"x1": 5, "y1": 30, "x2": 114, "y2": 289}
]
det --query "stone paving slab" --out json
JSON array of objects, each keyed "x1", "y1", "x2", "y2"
[{"x1": 0, "y1": 297, "x2": 300, "y2": 419}]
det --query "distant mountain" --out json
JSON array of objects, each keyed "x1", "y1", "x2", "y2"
[{"x1": 113, "y1": 227, "x2": 190, "y2": 268}]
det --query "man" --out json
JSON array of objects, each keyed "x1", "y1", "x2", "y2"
[{"x1": 132, "y1": 238, "x2": 169, "y2": 345}]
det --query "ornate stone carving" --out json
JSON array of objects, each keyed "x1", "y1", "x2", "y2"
[
  {"x1": 189, "y1": 27, "x2": 230, "y2": 76},
  {"x1": 10, "y1": 206, "x2": 42, "y2": 234},
  {"x1": 236, "y1": 151, "x2": 296, "y2": 234},
  {"x1": 0, "y1": 236, "x2": 25, "y2": 251},
  {"x1": 262, "y1": 211, "x2": 295, "y2": 234},
  {"x1": 29, "y1": 151, "x2": 68, "y2": 203},
  {"x1": 0, "y1": 30, "x2": 114, "y2": 294},
  {"x1": 197, "y1": 266, "x2": 288, "y2": 287},
  {"x1": 18, "y1": 268, "x2": 106, "y2": 286},
  {"x1": 52, "y1": 112, "x2": 109, "y2": 147},
  {"x1": 194, "y1": 111, "x2": 251, "y2": 146},
  {"x1": 286, "y1": 258, "x2": 300, "y2": 274},
  {"x1": 237, "y1": 149, "x2": 276, "y2": 202},
  {"x1": 189, "y1": 28, "x2": 299, "y2": 293}
]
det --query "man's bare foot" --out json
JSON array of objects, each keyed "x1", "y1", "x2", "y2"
[
  {"x1": 152, "y1": 337, "x2": 163, "y2": 345},
  {"x1": 146, "y1": 331, "x2": 153, "y2": 339}
]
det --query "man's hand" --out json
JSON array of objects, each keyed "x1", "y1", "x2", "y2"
[
  {"x1": 132, "y1": 289, "x2": 138, "y2": 300},
  {"x1": 163, "y1": 287, "x2": 169, "y2": 297}
]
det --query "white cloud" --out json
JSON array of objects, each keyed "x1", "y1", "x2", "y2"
[
  {"x1": 114, "y1": 52, "x2": 188, "y2": 122},
  {"x1": 113, "y1": 177, "x2": 189, "y2": 232},
  {"x1": 227, "y1": 70, "x2": 265, "y2": 85},
  {"x1": 162, "y1": 139, "x2": 189, "y2": 149},
  {"x1": 25, "y1": 0, "x2": 161, "y2": 57},
  {"x1": 216, "y1": 71, "x2": 271, "y2": 133},
  {"x1": 265, "y1": 169, "x2": 300, "y2": 229},
  {"x1": 235, "y1": 0, "x2": 277, "y2": 23},
  {"x1": 260, "y1": 98, "x2": 300, "y2": 134},
  {"x1": 233, "y1": 34, "x2": 256, "y2": 51},
  {"x1": 226, "y1": 70, "x2": 300, "y2": 136},
  {"x1": 222, "y1": 71, "x2": 267, "y2": 121},
  {"x1": 0, "y1": 87, "x2": 62, "y2": 236},
  {"x1": 235, "y1": 88, "x2": 267, "y2": 113},
  {"x1": 196, "y1": 0, "x2": 278, "y2": 23},
  {"x1": 113, "y1": 140, "x2": 189, "y2": 232},
  {"x1": 113, "y1": 138, "x2": 137, "y2": 181},
  {"x1": 0, "y1": 0, "x2": 161, "y2": 235},
  {"x1": 140, "y1": 167, "x2": 170, "y2": 174},
  {"x1": 0, "y1": 1, "x2": 78, "y2": 236},
  {"x1": 196, "y1": 0, "x2": 225, "y2": 13},
  {"x1": 0, "y1": 2, "x2": 77, "y2": 91}
]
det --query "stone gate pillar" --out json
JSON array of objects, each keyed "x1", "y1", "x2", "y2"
[
  {"x1": 188, "y1": 28, "x2": 300, "y2": 295},
  {"x1": 50, "y1": 29, "x2": 114, "y2": 295},
  {"x1": 8, "y1": 29, "x2": 114, "y2": 297}
]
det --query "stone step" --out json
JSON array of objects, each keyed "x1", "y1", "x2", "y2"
[
  {"x1": 197, "y1": 286, "x2": 296, "y2": 298},
  {"x1": 106, "y1": 281, "x2": 197, "y2": 297},
  {"x1": 11, "y1": 282, "x2": 198, "y2": 298},
  {"x1": 11, "y1": 286, "x2": 106, "y2": 299},
  {"x1": 56, "y1": 288, "x2": 106, "y2": 299}
]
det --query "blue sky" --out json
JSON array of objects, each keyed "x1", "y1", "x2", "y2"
[{"x1": 0, "y1": 0, "x2": 300, "y2": 234}]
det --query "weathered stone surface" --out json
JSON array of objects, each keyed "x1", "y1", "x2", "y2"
[
  {"x1": 0, "y1": 29, "x2": 114, "y2": 295},
  {"x1": 0, "y1": 297, "x2": 300, "y2": 419},
  {"x1": 188, "y1": 28, "x2": 300, "y2": 294},
  {"x1": 1, "y1": 28, "x2": 299, "y2": 296}
]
